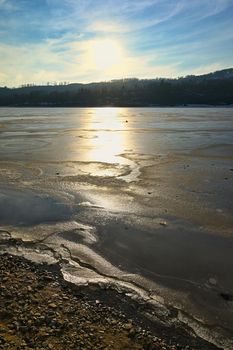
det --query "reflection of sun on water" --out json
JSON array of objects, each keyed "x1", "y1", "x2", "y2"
[
  {"x1": 81, "y1": 108, "x2": 130, "y2": 210},
  {"x1": 88, "y1": 108, "x2": 127, "y2": 164}
]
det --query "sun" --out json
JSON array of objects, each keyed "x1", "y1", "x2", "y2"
[{"x1": 91, "y1": 39, "x2": 123, "y2": 70}]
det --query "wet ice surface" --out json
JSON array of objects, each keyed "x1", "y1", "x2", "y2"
[
  {"x1": 0, "y1": 107, "x2": 233, "y2": 349},
  {"x1": 0, "y1": 187, "x2": 73, "y2": 226}
]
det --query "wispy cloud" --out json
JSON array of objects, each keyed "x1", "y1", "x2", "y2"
[
  {"x1": 172, "y1": 0, "x2": 232, "y2": 22},
  {"x1": 0, "y1": 0, "x2": 233, "y2": 86},
  {"x1": 0, "y1": 34, "x2": 181, "y2": 87},
  {"x1": 0, "y1": 0, "x2": 17, "y2": 11}
]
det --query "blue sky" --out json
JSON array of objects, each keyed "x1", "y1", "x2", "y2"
[{"x1": 0, "y1": 0, "x2": 233, "y2": 86}]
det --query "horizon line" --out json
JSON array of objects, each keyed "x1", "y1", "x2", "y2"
[{"x1": 1, "y1": 67, "x2": 233, "y2": 89}]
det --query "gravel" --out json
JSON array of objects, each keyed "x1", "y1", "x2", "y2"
[{"x1": 0, "y1": 254, "x2": 171, "y2": 350}]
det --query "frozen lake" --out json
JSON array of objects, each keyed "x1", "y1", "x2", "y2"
[{"x1": 0, "y1": 107, "x2": 233, "y2": 349}]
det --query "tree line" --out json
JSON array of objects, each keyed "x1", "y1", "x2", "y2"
[{"x1": 0, "y1": 70, "x2": 233, "y2": 107}]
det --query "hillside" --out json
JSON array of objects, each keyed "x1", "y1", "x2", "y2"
[{"x1": 0, "y1": 68, "x2": 233, "y2": 107}]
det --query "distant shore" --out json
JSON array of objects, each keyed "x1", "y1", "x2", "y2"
[
  {"x1": 1, "y1": 104, "x2": 233, "y2": 108},
  {"x1": 1, "y1": 68, "x2": 233, "y2": 108}
]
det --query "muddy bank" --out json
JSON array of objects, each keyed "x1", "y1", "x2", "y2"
[{"x1": 0, "y1": 253, "x2": 220, "y2": 350}]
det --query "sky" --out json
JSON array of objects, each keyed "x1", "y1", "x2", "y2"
[{"x1": 0, "y1": 0, "x2": 233, "y2": 87}]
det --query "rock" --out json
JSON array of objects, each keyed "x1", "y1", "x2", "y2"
[
  {"x1": 129, "y1": 328, "x2": 136, "y2": 337},
  {"x1": 208, "y1": 277, "x2": 217, "y2": 285},
  {"x1": 124, "y1": 322, "x2": 133, "y2": 330},
  {"x1": 19, "y1": 325, "x2": 29, "y2": 333},
  {"x1": 160, "y1": 221, "x2": 167, "y2": 226},
  {"x1": 48, "y1": 303, "x2": 57, "y2": 309},
  {"x1": 0, "y1": 254, "x2": 198, "y2": 350},
  {"x1": 111, "y1": 319, "x2": 117, "y2": 325}
]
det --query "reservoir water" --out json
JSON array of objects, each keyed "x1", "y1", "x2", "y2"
[{"x1": 0, "y1": 107, "x2": 233, "y2": 349}]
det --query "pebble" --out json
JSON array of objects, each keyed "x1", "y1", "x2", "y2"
[
  {"x1": 48, "y1": 303, "x2": 57, "y2": 309},
  {"x1": 0, "y1": 253, "x2": 211, "y2": 350},
  {"x1": 209, "y1": 277, "x2": 217, "y2": 285},
  {"x1": 160, "y1": 221, "x2": 167, "y2": 226},
  {"x1": 124, "y1": 322, "x2": 133, "y2": 330}
]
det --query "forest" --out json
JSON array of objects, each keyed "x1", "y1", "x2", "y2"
[{"x1": 0, "y1": 68, "x2": 233, "y2": 107}]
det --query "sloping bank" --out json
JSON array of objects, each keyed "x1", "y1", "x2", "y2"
[{"x1": 0, "y1": 251, "x2": 220, "y2": 350}]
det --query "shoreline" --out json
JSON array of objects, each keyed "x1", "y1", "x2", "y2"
[
  {"x1": 0, "y1": 253, "x2": 220, "y2": 350},
  {"x1": 1, "y1": 104, "x2": 233, "y2": 108},
  {"x1": 1, "y1": 106, "x2": 232, "y2": 349}
]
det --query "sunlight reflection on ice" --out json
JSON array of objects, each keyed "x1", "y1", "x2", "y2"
[{"x1": 87, "y1": 108, "x2": 128, "y2": 163}]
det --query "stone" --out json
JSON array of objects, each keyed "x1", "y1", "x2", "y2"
[
  {"x1": 124, "y1": 322, "x2": 133, "y2": 330},
  {"x1": 208, "y1": 277, "x2": 217, "y2": 285},
  {"x1": 160, "y1": 221, "x2": 167, "y2": 226},
  {"x1": 48, "y1": 303, "x2": 57, "y2": 309}
]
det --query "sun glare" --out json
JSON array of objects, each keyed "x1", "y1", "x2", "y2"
[{"x1": 91, "y1": 39, "x2": 123, "y2": 70}]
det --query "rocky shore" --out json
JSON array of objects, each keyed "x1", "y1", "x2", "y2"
[{"x1": 0, "y1": 254, "x2": 219, "y2": 350}]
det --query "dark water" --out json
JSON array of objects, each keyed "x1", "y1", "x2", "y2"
[
  {"x1": 0, "y1": 188, "x2": 73, "y2": 226},
  {"x1": 0, "y1": 107, "x2": 233, "y2": 348}
]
